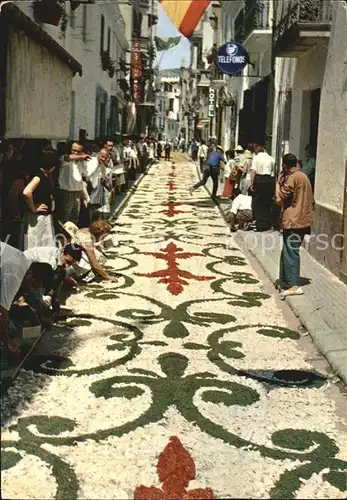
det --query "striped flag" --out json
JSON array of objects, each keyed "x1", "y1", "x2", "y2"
[{"x1": 159, "y1": 0, "x2": 211, "y2": 39}]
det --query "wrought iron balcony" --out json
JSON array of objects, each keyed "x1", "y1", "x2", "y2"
[
  {"x1": 234, "y1": 9, "x2": 245, "y2": 42},
  {"x1": 244, "y1": 0, "x2": 271, "y2": 40},
  {"x1": 273, "y1": 0, "x2": 332, "y2": 57},
  {"x1": 234, "y1": 1, "x2": 272, "y2": 52}
]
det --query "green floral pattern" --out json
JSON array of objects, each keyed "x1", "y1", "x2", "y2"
[{"x1": 1, "y1": 161, "x2": 346, "y2": 499}]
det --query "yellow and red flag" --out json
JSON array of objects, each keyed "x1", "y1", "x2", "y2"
[{"x1": 159, "y1": 0, "x2": 211, "y2": 39}]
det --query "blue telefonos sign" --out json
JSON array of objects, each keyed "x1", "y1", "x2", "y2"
[{"x1": 216, "y1": 41, "x2": 249, "y2": 76}]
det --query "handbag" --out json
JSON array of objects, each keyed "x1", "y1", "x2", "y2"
[{"x1": 89, "y1": 180, "x2": 104, "y2": 207}]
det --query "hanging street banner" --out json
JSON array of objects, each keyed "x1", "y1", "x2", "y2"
[
  {"x1": 216, "y1": 41, "x2": 249, "y2": 76},
  {"x1": 208, "y1": 87, "x2": 215, "y2": 117},
  {"x1": 159, "y1": 0, "x2": 211, "y2": 39},
  {"x1": 154, "y1": 36, "x2": 181, "y2": 52},
  {"x1": 131, "y1": 40, "x2": 142, "y2": 104}
]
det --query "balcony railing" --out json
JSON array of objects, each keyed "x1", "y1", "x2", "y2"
[
  {"x1": 234, "y1": 0, "x2": 271, "y2": 42},
  {"x1": 244, "y1": 0, "x2": 271, "y2": 41},
  {"x1": 234, "y1": 9, "x2": 245, "y2": 41},
  {"x1": 273, "y1": 0, "x2": 333, "y2": 45}
]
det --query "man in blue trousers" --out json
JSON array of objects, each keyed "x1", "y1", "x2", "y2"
[{"x1": 189, "y1": 146, "x2": 225, "y2": 202}]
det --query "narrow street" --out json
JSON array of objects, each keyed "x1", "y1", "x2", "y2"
[{"x1": 1, "y1": 158, "x2": 346, "y2": 499}]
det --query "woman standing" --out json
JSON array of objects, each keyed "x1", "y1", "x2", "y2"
[
  {"x1": 250, "y1": 144, "x2": 276, "y2": 231},
  {"x1": 22, "y1": 149, "x2": 57, "y2": 249},
  {"x1": 221, "y1": 150, "x2": 237, "y2": 199},
  {"x1": 239, "y1": 144, "x2": 254, "y2": 195}
]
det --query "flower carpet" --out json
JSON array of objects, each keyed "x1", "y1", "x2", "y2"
[{"x1": 1, "y1": 159, "x2": 347, "y2": 499}]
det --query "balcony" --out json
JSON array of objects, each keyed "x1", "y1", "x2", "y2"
[
  {"x1": 273, "y1": 0, "x2": 332, "y2": 57},
  {"x1": 197, "y1": 72, "x2": 210, "y2": 88},
  {"x1": 210, "y1": 67, "x2": 225, "y2": 89},
  {"x1": 242, "y1": 0, "x2": 272, "y2": 53},
  {"x1": 138, "y1": 36, "x2": 150, "y2": 53}
]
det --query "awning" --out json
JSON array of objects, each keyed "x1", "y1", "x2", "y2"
[{"x1": 0, "y1": 2, "x2": 82, "y2": 75}]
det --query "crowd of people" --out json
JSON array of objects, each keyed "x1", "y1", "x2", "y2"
[
  {"x1": 0, "y1": 134, "x2": 166, "y2": 367},
  {"x1": 0, "y1": 133, "x2": 316, "y2": 368},
  {"x1": 189, "y1": 137, "x2": 315, "y2": 299}
]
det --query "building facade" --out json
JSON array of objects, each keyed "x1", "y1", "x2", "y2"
[
  {"x1": 183, "y1": 0, "x2": 347, "y2": 281},
  {"x1": 155, "y1": 69, "x2": 181, "y2": 141},
  {"x1": 0, "y1": 0, "x2": 157, "y2": 142}
]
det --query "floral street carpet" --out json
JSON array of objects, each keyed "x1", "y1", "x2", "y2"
[{"x1": 1, "y1": 160, "x2": 347, "y2": 499}]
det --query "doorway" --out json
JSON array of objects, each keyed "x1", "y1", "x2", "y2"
[{"x1": 309, "y1": 88, "x2": 321, "y2": 154}]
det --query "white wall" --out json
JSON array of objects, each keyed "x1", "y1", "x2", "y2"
[
  {"x1": 14, "y1": 1, "x2": 129, "y2": 141},
  {"x1": 6, "y1": 27, "x2": 73, "y2": 140},
  {"x1": 290, "y1": 43, "x2": 329, "y2": 156},
  {"x1": 315, "y1": 1, "x2": 347, "y2": 214}
]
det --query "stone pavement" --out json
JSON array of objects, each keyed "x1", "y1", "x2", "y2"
[
  {"x1": 198, "y1": 159, "x2": 347, "y2": 384},
  {"x1": 1, "y1": 158, "x2": 346, "y2": 499}
]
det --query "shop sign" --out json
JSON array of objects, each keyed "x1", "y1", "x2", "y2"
[
  {"x1": 216, "y1": 41, "x2": 248, "y2": 76},
  {"x1": 132, "y1": 40, "x2": 143, "y2": 104},
  {"x1": 208, "y1": 87, "x2": 215, "y2": 117}
]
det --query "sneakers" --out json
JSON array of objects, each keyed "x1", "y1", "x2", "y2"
[{"x1": 280, "y1": 286, "x2": 304, "y2": 300}]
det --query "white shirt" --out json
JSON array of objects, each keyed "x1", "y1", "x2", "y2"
[
  {"x1": 85, "y1": 157, "x2": 109, "y2": 189},
  {"x1": 251, "y1": 152, "x2": 275, "y2": 177},
  {"x1": 230, "y1": 194, "x2": 253, "y2": 215},
  {"x1": 148, "y1": 145, "x2": 155, "y2": 159},
  {"x1": 1, "y1": 242, "x2": 31, "y2": 311},
  {"x1": 198, "y1": 144, "x2": 208, "y2": 158},
  {"x1": 123, "y1": 146, "x2": 132, "y2": 159},
  {"x1": 58, "y1": 157, "x2": 86, "y2": 191},
  {"x1": 24, "y1": 246, "x2": 62, "y2": 270}
]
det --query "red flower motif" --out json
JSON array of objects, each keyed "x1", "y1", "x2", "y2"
[
  {"x1": 134, "y1": 436, "x2": 214, "y2": 500},
  {"x1": 168, "y1": 181, "x2": 175, "y2": 191},
  {"x1": 160, "y1": 201, "x2": 191, "y2": 218},
  {"x1": 135, "y1": 242, "x2": 214, "y2": 295}
]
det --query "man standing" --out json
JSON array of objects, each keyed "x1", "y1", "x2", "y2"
[
  {"x1": 104, "y1": 138, "x2": 116, "y2": 166},
  {"x1": 57, "y1": 142, "x2": 89, "y2": 225},
  {"x1": 189, "y1": 145, "x2": 225, "y2": 202},
  {"x1": 275, "y1": 153, "x2": 313, "y2": 299},
  {"x1": 164, "y1": 140, "x2": 171, "y2": 161},
  {"x1": 137, "y1": 136, "x2": 148, "y2": 173},
  {"x1": 250, "y1": 143, "x2": 276, "y2": 231}
]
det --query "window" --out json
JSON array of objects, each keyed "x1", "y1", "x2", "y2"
[
  {"x1": 100, "y1": 15, "x2": 105, "y2": 55},
  {"x1": 82, "y1": 5, "x2": 87, "y2": 43},
  {"x1": 169, "y1": 99, "x2": 174, "y2": 112},
  {"x1": 164, "y1": 83, "x2": 173, "y2": 92}
]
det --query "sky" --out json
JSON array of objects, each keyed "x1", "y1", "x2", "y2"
[{"x1": 156, "y1": 4, "x2": 191, "y2": 70}]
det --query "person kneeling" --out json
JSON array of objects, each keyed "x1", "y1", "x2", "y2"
[{"x1": 226, "y1": 193, "x2": 253, "y2": 232}]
